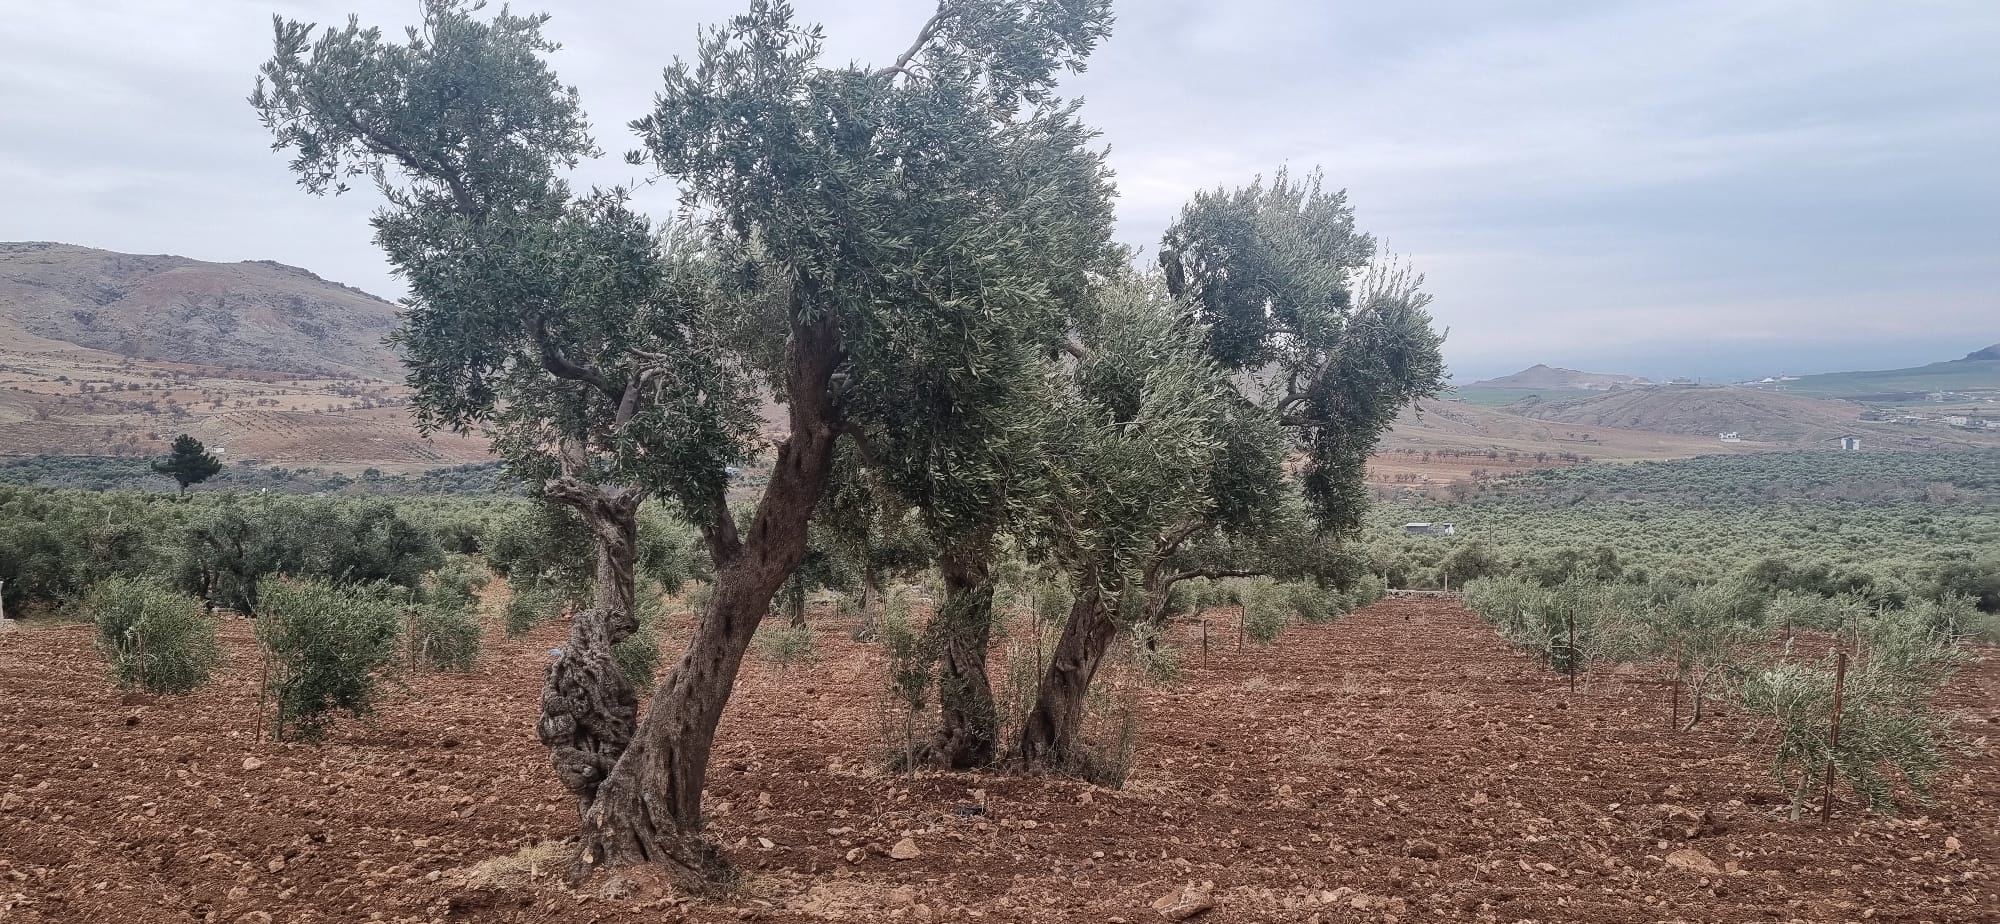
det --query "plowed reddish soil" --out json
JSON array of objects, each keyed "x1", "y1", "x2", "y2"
[{"x1": 3, "y1": 597, "x2": 1995, "y2": 923}]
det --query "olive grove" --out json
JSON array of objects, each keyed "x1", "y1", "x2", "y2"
[{"x1": 250, "y1": 0, "x2": 1441, "y2": 889}]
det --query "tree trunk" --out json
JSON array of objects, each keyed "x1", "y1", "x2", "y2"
[
  {"x1": 572, "y1": 310, "x2": 843, "y2": 890},
  {"x1": 787, "y1": 574, "x2": 808, "y2": 629},
  {"x1": 851, "y1": 565, "x2": 880, "y2": 640},
  {"x1": 1015, "y1": 574, "x2": 1116, "y2": 771},
  {"x1": 926, "y1": 541, "x2": 998, "y2": 769},
  {"x1": 536, "y1": 483, "x2": 643, "y2": 817}
]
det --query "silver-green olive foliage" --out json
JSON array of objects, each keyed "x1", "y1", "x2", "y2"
[
  {"x1": 1161, "y1": 167, "x2": 1449, "y2": 534},
  {"x1": 633, "y1": 0, "x2": 1117, "y2": 547},
  {"x1": 1041, "y1": 275, "x2": 1234, "y2": 588},
  {"x1": 252, "y1": 3, "x2": 756, "y2": 523}
]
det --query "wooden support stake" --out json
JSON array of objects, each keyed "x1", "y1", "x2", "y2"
[
  {"x1": 1821, "y1": 649, "x2": 1848, "y2": 824},
  {"x1": 255, "y1": 651, "x2": 270, "y2": 742},
  {"x1": 1670, "y1": 641, "x2": 1684, "y2": 730},
  {"x1": 1201, "y1": 618, "x2": 1209, "y2": 669},
  {"x1": 1567, "y1": 614, "x2": 1577, "y2": 694}
]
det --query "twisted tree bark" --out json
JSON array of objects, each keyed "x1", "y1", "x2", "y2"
[
  {"x1": 926, "y1": 542, "x2": 998, "y2": 769},
  {"x1": 536, "y1": 481, "x2": 642, "y2": 816},
  {"x1": 1015, "y1": 573, "x2": 1116, "y2": 771},
  {"x1": 571, "y1": 311, "x2": 844, "y2": 890}
]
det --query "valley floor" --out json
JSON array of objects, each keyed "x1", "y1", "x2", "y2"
[{"x1": 2, "y1": 598, "x2": 1995, "y2": 923}]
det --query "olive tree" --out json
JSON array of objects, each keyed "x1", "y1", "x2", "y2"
[
  {"x1": 864, "y1": 329, "x2": 1105, "y2": 770},
  {"x1": 1161, "y1": 166, "x2": 1448, "y2": 534},
  {"x1": 1127, "y1": 168, "x2": 1447, "y2": 626},
  {"x1": 255, "y1": 0, "x2": 1113, "y2": 888},
  {"x1": 1014, "y1": 275, "x2": 1233, "y2": 770},
  {"x1": 1012, "y1": 170, "x2": 1449, "y2": 772}
]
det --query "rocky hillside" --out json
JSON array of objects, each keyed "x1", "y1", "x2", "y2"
[
  {"x1": 0, "y1": 242, "x2": 402, "y2": 380},
  {"x1": 1470, "y1": 364, "x2": 1649, "y2": 390}
]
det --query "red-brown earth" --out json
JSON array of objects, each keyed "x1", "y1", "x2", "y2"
[{"x1": 2, "y1": 597, "x2": 1995, "y2": 923}]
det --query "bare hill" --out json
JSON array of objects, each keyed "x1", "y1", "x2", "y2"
[
  {"x1": 1502, "y1": 386, "x2": 2000, "y2": 449},
  {"x1": 1470, "y1": 364, "x2": 1649, "y2": 390},
  {"x1": 0, "y1": 242, "x2": 403, "y2": 380},
  {"x1": 0, "y1": 245, "x2": 487, "y2": 468},
  {"x1": 1964, "y1": 342, "x2": 2000, "y2": 362},
  {"x1": 0, "y1": 329, "x2": 490, "y2": 467}
]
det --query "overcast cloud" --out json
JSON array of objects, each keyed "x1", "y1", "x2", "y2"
[{"x1": 3, "y1": 1, "x2": 1995, "y2": 382}]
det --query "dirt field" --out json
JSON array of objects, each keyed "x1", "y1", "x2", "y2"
[{"x1": 2, "y1": 598, "x2": 1994, "y2": 923}]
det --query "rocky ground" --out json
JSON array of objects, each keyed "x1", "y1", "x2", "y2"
[{"x1": 2, "y1": 596, "x2": 1994, "y2": 923}]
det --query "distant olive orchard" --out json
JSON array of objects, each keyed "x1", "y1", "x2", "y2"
[
  {"x1": 1363, "y1": 448, "x2": 2000, "y2": 611},
  {"x1": 0, "y1": 486, "x2": 701, "y2": 620},
  {"x1": 0, "y1": 454, "x2": 510, "y2": 496}
]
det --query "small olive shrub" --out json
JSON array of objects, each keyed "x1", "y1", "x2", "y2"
[
  {"x1": 1897, "y1": 594, "x2": 1989, "y2": 645},
  {"x1": 1643, "y1": 584, "x2": 1765, "y2": 725},
  {"x1": 1286, "y1": 582, "x2": 1340, "y2": 624},
  {"x1": 1738, "y1": 641, "x2": 1957, "y2": 819},
  {"x1": 429, "y1": 555, "x2": 489, "y2": 608},
  {"x1": 90, "y1": 576, "x2": 222, "y2": 694},
  {"x1": 1349, "y1": 573, "x2": 1387, "y2": 608},
  {"x1": 755, "y1": 620, "x2": 818, "y2": 668},
  {"x1": 875, "y1": 589, "x2": 934, "y2": 769},
  {"x1": 878, "y1": 590, "x2": 931, "y2": 711},
  {"x1": 503, "y1": 581, "x2": 566, "y2": 637},
  {"x1": 1128, "y1": 618, "x2": 1182, "y2": 684},
  {"x1": 408, "y1": 557, "x2": 484, "y2": 672},
  {"x1": 1464, "y1": 575, "x2": 1668, "y2": 678},
  {"x1": 1763, "y1": 591, "x2": 1869, "y2": 635},
  {"x1": 256, "y1": 577, "x2": 402, "y2": 741},
  {"x1": 1032, "y1": 579, "x2": 1072, "y2": 629},
  {"x1": 412, "y1": 602, "x2": 481, "y2": 672},
  {"x1": 1239, "y1": 580, "x2": 1289, "y2": 644},
  {"x1": 1067, "y1": 670, "x2": 1142, "y2": 789}
]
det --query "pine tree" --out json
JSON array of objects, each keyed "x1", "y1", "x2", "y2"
[{"x1": 151, "y1": 434, "x2": 222, "y2": 496}]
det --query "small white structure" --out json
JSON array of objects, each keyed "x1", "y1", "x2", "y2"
[
  {"x1": 1718, "y1": 431, "x2": 1742, "y2": 443},
  {"x1": 1830, "y1": 435, "x2": 1862, "y2": 451},
  {"x1": 1403, "y1": 522, "x2": 1456, "y2": 536}
]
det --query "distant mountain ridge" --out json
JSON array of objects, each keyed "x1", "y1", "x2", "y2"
[
  {"x1": 1470, "y1": 364, "x2": 1650, "y2": 390},
  {"x1": 1501, "y1": 386, "x2": 2000, "y2": 450},
  {"x1": 1758, "y1": 342, "x2": 2000, "y2": 401},
  {"x1": 0, "y1": 242, "x2": 402, "y2": 380}
]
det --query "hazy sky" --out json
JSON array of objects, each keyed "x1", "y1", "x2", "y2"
[{"x1": 3, "y1": 1, "x2": 1996, "y2": 382}]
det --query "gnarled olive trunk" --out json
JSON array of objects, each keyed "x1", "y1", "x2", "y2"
[
  {"x1": 850, "y1": 564, "x2": 884, "y2": 641},
  {"x1": 785, "y1": 573, "x2": 809, "y2": 628},
  {"x1": 572, "y1": 314, "x2": 843, "y2": 890},
  {"x1": 537, "y1": 482, "x2": 643, "y2": 816},
  {"x1": 926, "y1": 542, "x2": 998, "y2": 769},
  {"x1": 1015, "y1": 574, "x2": 1115, "y2": 770}
]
